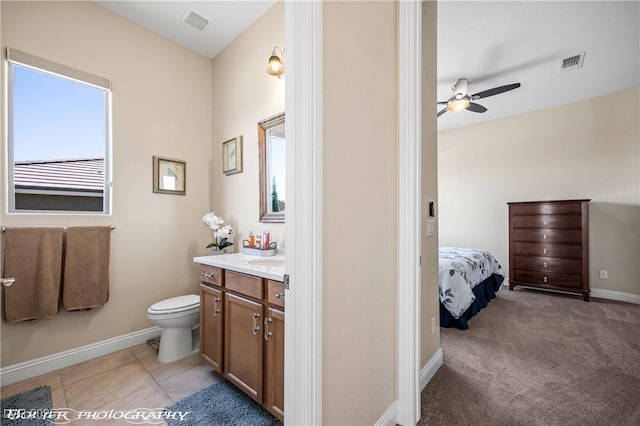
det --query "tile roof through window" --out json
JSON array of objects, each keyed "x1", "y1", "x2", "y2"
[{"x1": 14, "y1": 158, "x2": 104, "y2": 192}]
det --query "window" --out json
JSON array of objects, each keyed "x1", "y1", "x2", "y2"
[{"x1": 7, "y1": 48, "x2": 112, "y2": 213}]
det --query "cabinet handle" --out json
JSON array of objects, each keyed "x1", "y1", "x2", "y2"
[
  {"x1": 543, "y1": 248, "x2": 547, "y2": 254},
  {"x1": 264, "y1": 317, "x2": 273, "y2": 340},
  {"x1": 542, "y1": 207, "x2": 546, "y2": 213},
  {"x1": 543, "y1": 262, "x2": 548, "y2": 268},
  {"x1": 275, "y1": 292, "x2": 285, "y2": 299},
  {"x1": 252, "y1": 312, "x2": 261, "y2": 335},
  {"x1": 543, "y1": 276, "x2": 548, "y2": 283},
  {"x1": 543, "y1": 220, "x2": 547, "y2": 226},
  {"x1": 201, "y1": 271, "x2": 215, "y2": 279},
  {"x1": 213, "y1": 297, "x2": 221, "y2": 316},
  {"x1": 543, "y1": 234, "x2": 547, "y2": 240}
]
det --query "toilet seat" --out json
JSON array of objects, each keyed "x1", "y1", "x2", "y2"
[{"x1": 148, "y1": 294, "x2": 199, "y2": 316}]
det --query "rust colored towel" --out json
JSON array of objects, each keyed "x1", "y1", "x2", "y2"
[
  {"x1": 3, "y1": 227, "x2": 64, "y2": 323},
  {"x1": 63, "y1": 226, "x2": 111, "y2": 311}
]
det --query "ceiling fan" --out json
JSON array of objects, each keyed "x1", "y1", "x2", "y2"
[{"x1": 437, "y1": 78, "x2": 521, "y2": 118}]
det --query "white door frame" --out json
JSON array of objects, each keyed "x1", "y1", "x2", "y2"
[
  {"x1": 396, "y1": 0, "x2": 423, "y2": 424},
  {"x1": 283, "y1": 1, "x2": 323, "y2": 425},
  {"x1": 283, "y1": 1, "x2": 422, "y2": 424}
]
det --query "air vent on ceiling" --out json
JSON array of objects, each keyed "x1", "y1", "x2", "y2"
[
  {"x1": 182, "y1": 10, "x2": 211, "y2": 31},
  {"x1": 559, "y1": 52, "x2": 585, "y2": 73}
]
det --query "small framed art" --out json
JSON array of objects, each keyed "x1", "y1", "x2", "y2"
[
  {"x1": 153, "y1": 156, "x2": 186, "y2": 195},
  {"x1": 222, "y1": 136, "x2": 243, "y2": 175}
]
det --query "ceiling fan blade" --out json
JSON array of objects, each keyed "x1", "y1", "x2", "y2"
[
  {"x1": 471, "y1": 83, "x2": 521, "y2": 100},
  {"x1": 437, "y1": 108, "x2": 448, "y2": 118},
  {"x1": 466, "y1": 102, "x2": 487, "y2": 113},
  {"x1": 437, "y1": 101, "x2": 448, "y2": 105}
]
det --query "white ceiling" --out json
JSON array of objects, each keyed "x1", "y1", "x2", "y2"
[
  {"x1": 437, "y1": 0, "x2": 639, "y2": 131},
  {"x1": 93, "y1": 1, "x2": 277, "y2": 59},
  {"x1": 92, "y1": 1, "x2": 639, "y2": 131}
]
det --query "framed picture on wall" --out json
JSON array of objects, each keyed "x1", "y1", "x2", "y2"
[
  {"x1": 222, "y1": 136, "x2": 243, "y2": 175},
  {"x1": 153, "y1": 156, "x2": 186, "y2": 195}
]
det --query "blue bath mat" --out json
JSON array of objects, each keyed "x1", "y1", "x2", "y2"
[
  {"x1": 0, "y1": 386, "x2": 52, "y2": 426},
  {"x1": 164, "y1": 380, "x2": 278, "y2": 426}
]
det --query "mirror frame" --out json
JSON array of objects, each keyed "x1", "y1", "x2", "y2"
[{"x1": 258, "y1": 112, "x2": 285, "y2": 223}]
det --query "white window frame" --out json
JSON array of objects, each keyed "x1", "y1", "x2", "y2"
[{"x1": 6, "y1": 48, "x2": 112, "y2": 214}]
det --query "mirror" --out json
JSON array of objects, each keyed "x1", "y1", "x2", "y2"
[{"x1": 258, "y1": 112, "x2": 285, "y2": 223}]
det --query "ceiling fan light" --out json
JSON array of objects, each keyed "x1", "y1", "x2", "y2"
[{"x1": 447, "y1": 98, "x2": 470, "y2": 112}]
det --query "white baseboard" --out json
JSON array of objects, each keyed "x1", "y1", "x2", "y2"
[
  {"x1": 0, "y1": 326, "x2": 161, "y2": 386},
  {"x1": 590, "y1": 288, "x2": 640, "y2": 304},
  {"x1": 374, "y1": 401, "x2": 397, "y2": 426},
  {"x1": 420, "y1": 347, "x2": 443, "y2": 391},
  {"x1": 374, "y1": 347, "x2": 443, "y2": 426}
]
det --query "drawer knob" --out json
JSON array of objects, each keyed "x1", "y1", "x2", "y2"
[
  {"x1": 543, "y1": 220, "x2": 547, "y2": 226},
  {"x1": 275, "y1": 292, "x2": 285, "y2": 299},
  {"x1": 543, "y1": 262, "x2": 548, "y2": 268},
  {"x1": 543, "y1": 234, "x2": 547, "y2": 240},
  {"x1": 201, "y1": 271, "x2": 215, "y2": 279},
  {"x1": 543, "y1": 248, "x2": 547, "y2": 254},
  {"x1": 543, "y1": 276, "x2": 548, "y2": 283}
]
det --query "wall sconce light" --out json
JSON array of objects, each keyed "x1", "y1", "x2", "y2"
[{"x1": 266, "y1": 47, "x2": 285, "y2": 78}]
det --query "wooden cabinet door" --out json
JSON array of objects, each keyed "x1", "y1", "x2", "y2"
[
  {"x1": 264, "y1": 307, "x2": 285, "y2": 422},
  {"x1": 224, "y1": 293, "x2": 264, "y2": 403},
  {"x1": 200, "y1": 284, "x2": 224, "y2": 373}
]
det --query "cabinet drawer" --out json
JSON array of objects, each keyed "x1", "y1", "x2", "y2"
[
  {"x1": 513, "y1": 256, "x2": 583, "y2": 274},
  {"x1": 200, "y1": 265, "x2": 223, "y2": 287},
  {"x1": 512, "y1": 242, "x2": 582, "y2": 259},
  {"x1": 510, "y1": 202, "x2": 582, "y2": 216},
  {"x1": 225, "y1": 270, "x2": 264, "y2": 300},
  {"x1": 267, "y1": 280, "x2": 285, "y2": 309},
  {"x1": 513, "y1": 269, "x2": 582, "y2": 289},
  {"x1": 512, "y1": 229, "x2": 582, "y2": 244},
  {"x1": 511, "y1": 215, "x2": 581, "y2": 229}
]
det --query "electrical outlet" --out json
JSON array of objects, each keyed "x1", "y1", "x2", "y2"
[
  {"x1": 431, "y1": 316, "x2": 437, "y2": 335},
  {"x1": 599, "y1": 270, "x2": 608, "y2": 279}
]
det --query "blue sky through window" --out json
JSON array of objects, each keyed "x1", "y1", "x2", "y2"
[{"x1": 13, "y1": 65, "x2": 106, "y2": 162}]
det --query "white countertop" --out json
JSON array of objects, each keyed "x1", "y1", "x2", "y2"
[{"x1": 193, "y1": 253, "x2": 285, "y2": 281}]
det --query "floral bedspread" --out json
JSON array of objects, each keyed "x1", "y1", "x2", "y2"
[{"x1": 439, "y1": 247, "x2": 505, "y2": 319}]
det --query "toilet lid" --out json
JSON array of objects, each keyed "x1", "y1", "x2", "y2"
[{"x1": 148, "y1": 294, "x2": 199, "y2": 314}]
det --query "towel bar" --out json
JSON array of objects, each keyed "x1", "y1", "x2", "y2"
[
  {"x1": 1, "y1": 225, "x2": 116, "y2": 233},
  {"x1": 1, "y1": 278, "x2": 16, "y2": 287}
]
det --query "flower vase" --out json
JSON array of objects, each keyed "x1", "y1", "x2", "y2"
[{"x1": 211, "y1": 248, "x2": 226, "y2": 255}]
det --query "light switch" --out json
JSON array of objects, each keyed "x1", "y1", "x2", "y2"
[{"x1": 426, "y1": 219, "x2": 436, "y2": 236}]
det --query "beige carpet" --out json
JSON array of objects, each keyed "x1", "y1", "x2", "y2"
[{"x1": 420, "y1": 287, "x2": 640, "y2": 426}]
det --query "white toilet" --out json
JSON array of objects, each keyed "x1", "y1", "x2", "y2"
[{"x1": 147, "y1": 294, "x2": 200, "y2": 363}]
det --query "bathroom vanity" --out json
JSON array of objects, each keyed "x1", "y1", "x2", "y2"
[{"x1": 193, "y1": 253, "x2": 285, "y2": 421}]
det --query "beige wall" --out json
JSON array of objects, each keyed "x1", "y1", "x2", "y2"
[
  {"x1": 421, "y1": 0, "x2": 441, "y2": 367},
  {"x1": 0, "y1": 1, "x2": 213, "y2": 366},
  {"x1": 322, "y1": 1, "x2": 397, "y2": 423},
  {"x1": 438, "y1": 86, "x2": 640, "y2": 296},
  {"x1": 211, "y1": 1, "x2": 285, "y2": 248}
]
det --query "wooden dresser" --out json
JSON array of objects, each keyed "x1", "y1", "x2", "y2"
[{"x1": 507, "y1": 199, "x2": 590, "y2": 301}]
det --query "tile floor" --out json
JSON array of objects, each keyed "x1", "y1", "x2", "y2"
[{"x1": 1, "y1": 343, "x2": 222, "y2": 425}]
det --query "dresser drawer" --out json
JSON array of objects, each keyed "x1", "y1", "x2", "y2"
[
  {"x1": 512, "y1": 242, "x2": 582, "y2": 259},
  {"x1": 267, "y1": 280, "x2": 285, "y2": 309},
  {"x1": 200, "y1": 265, "x2": 223, "y2": 287},
  {"x1": 513, "y1": 256, "x2": 583, "y2": 274},
  {"x1": 513, "y1": 269, "x2": 583, "y2": 289},
  {"x1": 225, "y1": 270, "x2": 264, "y2": 300},
  {"x1": 512, "y1": 229, "x2": 582, "y2": 244},
  {"x1": 510, "y1": 202, "x2": 582, "y2": 216},
  {"x1": 511, "y1": 214, "x2": 581, "y2": 229}
]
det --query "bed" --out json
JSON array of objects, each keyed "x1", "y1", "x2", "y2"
[{"x1": 439, "y1": 247, "x2": 505, "y2": 330}]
